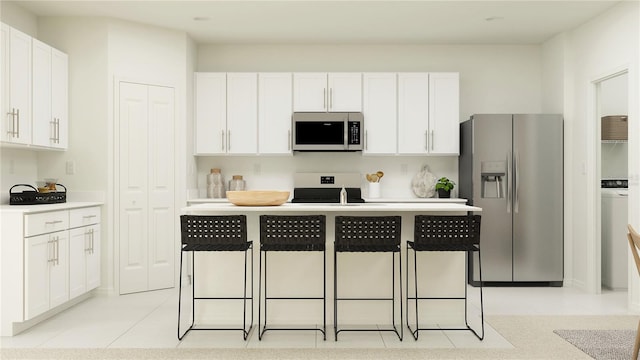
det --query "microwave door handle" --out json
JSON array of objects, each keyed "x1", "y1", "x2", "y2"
[{"x1": 344, "y1": 121, "x2": 348, "y2": 150}]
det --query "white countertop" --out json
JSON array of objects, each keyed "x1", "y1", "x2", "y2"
[
  {"x1": 184, "y1": 202, "x2": 480, "y2": 213},
  {"x1": 0, "y1": 202, "x2": 103, "y2": 213},
  {"x1": 187, "y1": 197, "x2": 468, "y2": 204}
]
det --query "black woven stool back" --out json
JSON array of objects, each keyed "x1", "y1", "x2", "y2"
[
  {"x1": 413, "y1": 215, "x2": 481, "y2": 251},
  {"x1": 335, "y1": 216, "x2": 401, "y2": 252},
  {"x1": 260, "y1": 215, "x2": 326, "y2": 251},
  {"x1": 180, "y1": 215, "x2": 249, "y2": 251}
]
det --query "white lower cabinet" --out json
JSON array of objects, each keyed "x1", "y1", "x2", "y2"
[
  {"x1": 25, "y1": 230, "x2": 69, "y2": 320},
  {"x1": 0, "y1": 204, "x2": 102, "y2": 335},
  {"x1": 69, "y1": 224, "x2": 100, "y2": 299}
]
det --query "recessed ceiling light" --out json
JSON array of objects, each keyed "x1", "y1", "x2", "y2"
[
  {"x1": 193, "y1": 17, "x2": 211, "y2": 21},
  {"x1": 484, "y1": 16, "x2": 504, "y2": 22}
]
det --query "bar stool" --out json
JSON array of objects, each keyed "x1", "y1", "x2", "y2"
[
  {"x1": 258, "y1": 215, "x2": 326, "y2": 340},
  {"x1": 334, "y1": 216, "x2": 403, "y2": 341},
  {"x1": 177, "y1": 215, "x2": 253, "y2": 340},
  {"x1": 407, "y1": 215, "x2": 484, "y2": 340}
]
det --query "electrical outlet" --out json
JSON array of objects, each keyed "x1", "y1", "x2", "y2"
[{"x1": 66, "y1": 161, "x2": 76, "y2": 175}]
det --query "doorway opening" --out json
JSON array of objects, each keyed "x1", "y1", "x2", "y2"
[{"x1": 596, "y1": 71, "x2": 629, "y2": 295}]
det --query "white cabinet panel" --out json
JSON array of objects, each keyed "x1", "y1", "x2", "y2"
[
  {"x1": 195, "y1": 73, "x2": 226, "y2": 154},
  {"x1": 429, "y1": 72, "x2": 460, "y2": 155},
  {"x1": 25, "y1": 210, "x2": 69, "y2": 237},
  {"x1": 226, "y1": 73, "x2": 257, "y2": 154},
  {"x1": 258, "y1": 73, "x2": 292, "y2": 155},
  {"x1": 25, "y1": 231, "x2": 68, "y2": 320},
  {"x1": 293, "y1": 73, "x2": 361, "y2": 112},
  {"x1": 69, "y1": 223, "x2": 100, "y2": 299},
  {"x1": 70, "y1": 206, "x2": 100, "y2": 228},
  {"x1": 3, "y1": 26, "x2": 31, "y2": 145},
  {"x1": 32, "y1": 39, "x2": 52, "y2": 147},
  {"x1": 328, "y1": 73, "x2": 362, "y2": 112},
  {"x1": 50, "y1": 48, "x2": 68, "y2": 149},
  {"x1": 293, "y1": 73, "x2": 326, "y2": 112},
  {"x1": 1, "y1": 24, "x2": 7, "y2": 132},
  {"x1": 363, "y1": 73, "x2": 396, "y2": 155},
  {"x1": 398, "y1": 73, "x2": 430, "y2": 154}
]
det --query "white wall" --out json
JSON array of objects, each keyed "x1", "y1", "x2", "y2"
[
  {"x1": 543, "y1": 1, "x2": 639, "y2": 299},
  {"x1": 0, "y1": 1, "x2": 37, "y2": 37},
  {"x1": 196, "y1": 44, "x2": 543, "y2": 198}
]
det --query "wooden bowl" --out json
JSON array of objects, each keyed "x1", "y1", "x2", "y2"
[{"x1": 226, "y1": 190, "x2": 290, "y2": 206}]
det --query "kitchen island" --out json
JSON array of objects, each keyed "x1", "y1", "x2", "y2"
[{"x1": 181, "y1": 202, "x2": 482, "y2": 332}]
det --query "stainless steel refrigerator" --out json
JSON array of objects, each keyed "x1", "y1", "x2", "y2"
[{"x1": 459, "y1": 114, "x2": 563, "y2": 285}]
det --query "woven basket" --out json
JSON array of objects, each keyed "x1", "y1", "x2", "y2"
[{"x1": 601, "y1": 115, "x2": 628, "y2": 140}]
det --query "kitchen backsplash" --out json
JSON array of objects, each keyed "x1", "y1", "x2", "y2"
[{"x1": 195, "y1": 154, "x2": 458, "y2": 199}]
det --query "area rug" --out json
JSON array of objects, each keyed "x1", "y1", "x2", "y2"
[{"x1": 554, "y1": 329, "x2": 636, "y2": 360}]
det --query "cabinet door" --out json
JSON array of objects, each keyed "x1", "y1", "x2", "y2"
[
  {"x1": 51, "y1": 48, "x2": 68, "y2": 149},
  {"x1": 5, "y1": 26, "x2": 31, "y2": 144},
  {"x1": 69, "y1": 224, "x2": 100, "y2": 298},
  {"x1": 86, "y1": 224, "x2": 101, "y2": 291},
  {"x1": 328, "y1": 73, "x2": 362, "y2": 112},
  {"x1": 25, "y1": 234, "x2": 51, "y2": 320},
  {"x1": 258, "y1": 73, "x2": 292, "y2": 154},
  {"x1": 48, "y1": 232, "x2": 69, "y2": 309},
  {"x1": 362, "y1": 73, "x2": 396, "y2": 155},
  {"x1": 429, "y1": 72, "x2": 459, "y2": 155},
  {"x1": 32, "y1": 39, "x2": 52, "y2": 147},
  {"x1": 195, "y1": 73, "x2": 226, "y2": 154},
  {"x1": 293, "y1": 73, "x2": 327, "y2": 111},
  {"x1": 226, "y1": 73, "x2": 257, "y2": 154},
  {"x1": 398, "y1": 73, "x2": 429, "y2": 154},
  {"x1": 1, "y1": 24, "x2": 8, "y2": 137}
]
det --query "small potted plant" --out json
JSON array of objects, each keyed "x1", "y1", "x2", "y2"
[{"x1": 435, "y1": 177, "x2": 455, "y2": 198}]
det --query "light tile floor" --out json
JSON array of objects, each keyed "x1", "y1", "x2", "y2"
[{"x1": 0, "y1": 286, "x2": 632, "y2": 349}]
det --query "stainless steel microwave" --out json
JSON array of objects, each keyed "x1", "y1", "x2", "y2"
[{"x1": 292, "y1": 112, "x2": 363, "y2": 151}]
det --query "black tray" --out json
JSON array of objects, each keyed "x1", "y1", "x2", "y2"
[{"x1": 10, "y1": 184, "x2": 67, "y2": 205}]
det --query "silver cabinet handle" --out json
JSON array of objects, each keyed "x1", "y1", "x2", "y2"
[
  {"x1": 15, "y1": 108, "x2": 20, "y2": 138},
  {"x1": 45, "y1": 220, "x2": 63, "y2": 225},
  {"x1": 227, "y1": 130, "x2": 231, "y2": 151},
  {"x1": 55, "y1": 237, "x2": 59, "y2": 266},
  {"x1": 55, "y1": 118, "x2": 60, "y2": 143},
  {"x1": 506, "y1": 151, "x2": 512, "y2": 213},
  {"x1": 91, "y1": 228, "x2": 95, "y2": 254},
  {"x1": 323, "y1": 88, "x2": 327, "y2": 110},
  {"x1": 514, "y1": 150, "x2": 520, "y2": 213},
  {"x1": 48, "y1": 239, "x2": 56, "y2": 264},
  {"x1": 329, "y1": 88, "x2": 333, "y2": 110},
  {"x1": 288, "y1": 129, "x2": 291, "y2": 151},
  {"x1": 425, "y1": 131, "x2": 428, "y2": 151},
  {"x1": 7, "y1": 108, "x2": 16, "y2": 136},
  {"x1": 221, "y1": 130, "x2": 225, "y2": 151},
  {"x1": 84, "y1": 230, "x2": 91, "y2": 253},
  {"x1": 83, "y1": 215, "x2": 97, "y2": 219},
  {"x1": 364, "y1": 130, "x2": 368, "y2": 150},
  {"x1": 50, "y1": 119, "x2": 56, "y2": 141},
  {"x1": 430, "y1": 130, "x2": 435, "y2": 151}
]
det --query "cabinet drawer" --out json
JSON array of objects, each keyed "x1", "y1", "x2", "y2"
[
  {"x1": 70, "y1": 207, "x2": 100, "y2": 228},
  {"x1": 25, "y1": 211, "x2": 69, "y2": 237}
]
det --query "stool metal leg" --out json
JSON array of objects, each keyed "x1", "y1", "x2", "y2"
[
  {"x1": 177, "y1": 249, "x2": 194, "y2": 340},
  {"x1": 406, "y1": 243, "x2": 419, "y2": 340},
  {"x1": 334, "y1": 248, "x2": 338, "y2": 341}
]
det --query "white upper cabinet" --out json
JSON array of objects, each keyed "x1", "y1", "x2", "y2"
[
  {"x1": 2, "y1": 23, "x2": 68, "y2": 150},
  {"x1": 2, "y1": 25, "x2": 32, "y2": 145},
  {"x1": 398, "y1": 73, "x2": 430, "y2": 154},
  {"x1": 32, "y1": 39, "x2": 53, "y2": 147},
  {"x1": 50, "y1": 48, "x2": 68, "y2": 149},
  {"x1": 226, "y1": 73, "x2": 258, "y2": 154},
  {"x1": 428, "y1": 72, "x2": 460, "y2": 155},
  {"x1": 194, "y1": 72, "x2": 258, "y2": 155},
  {"x1": 195, "y1": 73, "x2": 226, "y2": 154},
  {"x1": 293, "y1": 73, "x2": 361, "y2": 112},
  {"x1": 362, "y1": 73, "x2": 397, "y2": 155},
  {"x1": 398, "y1": 72, "x2": 460, "y2": 155},
  {"x1": 258, "y1": 73, "x2": 292, "y2": 155}
]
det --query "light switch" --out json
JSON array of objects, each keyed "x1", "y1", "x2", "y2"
[{"x1": 66, "y1": 161, "x2": 76, "y2": 175}]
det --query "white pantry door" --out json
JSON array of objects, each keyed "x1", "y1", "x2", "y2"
[{"x1": 118, "y1": 81, "x2": 175, "y2": 295}]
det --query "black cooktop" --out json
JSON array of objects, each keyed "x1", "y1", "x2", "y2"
[{"x1": 601, "y1": 179, "x2": 628, "y2": 188}]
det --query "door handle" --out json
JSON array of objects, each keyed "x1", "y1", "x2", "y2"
[
  {"x1": 227, "y1": 130, "x2": 231, "y2": 151},
  {"x1": 50, "y1": 119, "x2": 56, "y2": 141},
  {"x1": 425, "y1": 131, "x2": 428, "y2": 151},
  {"x1": 507, "y1": 151, "x2": 512, "y2": 213},
  {"x1": 15, "y1": 108, "x2": 20, "y2": 138},
  {"x1": 514, "y1": 150, "x2": 520, "y2": 213},
  {"x1": 221, "y1": 130, "x2": 225, "y2": 151},
  {"x1": 48, "y1": 239, "x2": 55, "y2": 264},
  {"x1": 329, "y1": 88, "x2": 333, "y2": 110},
  {"x1": 430, "y1": 130, "x2": 435, "y2": 151}
]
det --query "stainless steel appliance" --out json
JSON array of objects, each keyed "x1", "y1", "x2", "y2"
[
  {"x1": 291, "y1": 172, "x2": 365, "y2": 203},
  {"x1": 459, "y1": 114, "x2": 563, "y2": 286},
  {"x1": 292, "y1": 112, "x2": 363, "y2": 151}
]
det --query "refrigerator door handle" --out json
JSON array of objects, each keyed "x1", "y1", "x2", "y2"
[
  {"x1": 507, "y1": 151, "x2": 512, "y2": 213},
  {"x1": 514, "y1": 150, "x2": 520, "y2": 213}
]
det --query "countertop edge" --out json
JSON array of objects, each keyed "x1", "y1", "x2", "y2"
[{"x1": 0, "y1": 202, "x2": 104, "y2": 213}]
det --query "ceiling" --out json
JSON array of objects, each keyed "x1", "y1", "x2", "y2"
[{"x1": 10, "y1": 0, "x2": 621, "y2": 44}]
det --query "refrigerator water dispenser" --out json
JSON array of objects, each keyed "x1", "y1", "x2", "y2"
[{"x1": 481, "y1": 161, "x2": 506, "y2": 198}]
